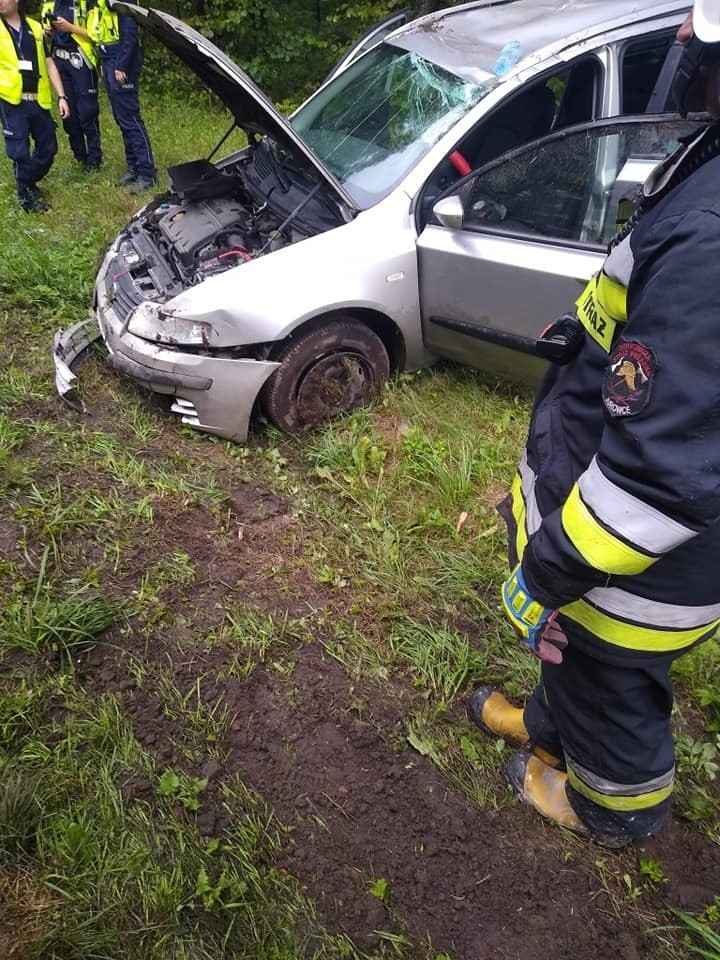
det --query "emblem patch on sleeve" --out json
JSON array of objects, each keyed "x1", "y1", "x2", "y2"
[{"x1": 603, "y1": 341, "x2": 656, "y2": 417}]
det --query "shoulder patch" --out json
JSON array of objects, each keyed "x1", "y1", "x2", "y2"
[{"x1": 603, "y1": 341, "x2": 657, "y2": 417}]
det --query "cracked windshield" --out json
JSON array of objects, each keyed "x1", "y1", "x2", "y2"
[{"x1": 292, "y1": 45, "x2": 490, "y2": 207}]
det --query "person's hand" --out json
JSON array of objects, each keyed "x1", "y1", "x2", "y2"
[
  {"x1": 677, "y1": 10, "x2": 693, "y2": 43},
  {"x1": 58, "y1": 96, "x2": 70, "y2": 120},
  {"x1": 115, "y1": 69, "x2": 127, "y2": 84},
  {"x1": 535, "y1": 617, "x2": 568, "y2": 665},
  {"x1": 52, "y1": 16, "x2": 73, "y2": 33}
]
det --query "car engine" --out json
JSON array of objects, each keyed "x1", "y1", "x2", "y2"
[
  {"x1": 104, "y1": 144, "x2": 345, "y2": 327},
  {"x1": 144, "y1": 192, "x2": 288, "y2": 286},
  {"x1": 108, "y1": 174, "x2": 297, "y2": 322}
]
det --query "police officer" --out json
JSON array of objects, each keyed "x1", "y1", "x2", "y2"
[
  {"x1": 0, "y1": 0, "x2": 69, "y2": 211},
  {"x1": 468, "y1": 0, "x2": 720, "y2": 847},
  {"x1": 42, "y1": 0, "x2": 101, "y2": 173},
  {"x1": 56, "y1": 0, "x2": 155, "y2": 190}
]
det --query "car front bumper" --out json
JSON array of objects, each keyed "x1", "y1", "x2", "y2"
[{"x1": 54, "y1": 283, "x2": 280, "y2": 444}]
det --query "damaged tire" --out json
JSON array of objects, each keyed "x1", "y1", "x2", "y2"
[{"x1": 262, "y1": 318, "x2": 390, "y2": 434}]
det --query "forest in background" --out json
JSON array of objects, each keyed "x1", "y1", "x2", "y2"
[{"x1": 139, "y1": 0, "x2": 464, "y2": 102}]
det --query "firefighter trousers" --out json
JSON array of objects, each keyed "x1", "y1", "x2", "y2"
[{"x1": 523, "y1": 629, "x2": 681, "y2": 841}]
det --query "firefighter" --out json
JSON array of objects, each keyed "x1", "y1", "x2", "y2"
[
  {"x1": 54, "y1": 0, "x2": 155, "y2": 190},
  {"x1": 42, "y1": 0, "x2": 101, "y2": 173},
  {"x1": 0, "y1": 0, "x2": 69, "y2": 211},
  {"x1": 468, "y1": 0, "x2": 720, "y2": 847}
]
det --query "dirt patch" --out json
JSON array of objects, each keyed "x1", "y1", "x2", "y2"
[
  {"x1": 88, "y1": 638, "x2": 720, "y2": 960},
  {"x1": 639, "y1": 824, "x2": 720, "y2": 910},
  {"x1": 0, "y1": 871, "x2": 58, "y2": 960},
  {"x1": 0, "y1": 520, "x2": 22, "y2": 562},
  {"x1": 228, "y1": 486, "x2": 288, "y2": 524}
]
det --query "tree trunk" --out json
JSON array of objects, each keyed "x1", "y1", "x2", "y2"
[{"x1": 412, "y1": 0, "x2": 445, "y2": 16}]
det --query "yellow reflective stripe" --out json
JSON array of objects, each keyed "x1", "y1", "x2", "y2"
[
  {"x1": 561, "y1": 484, "x2": 656, "y2": 576},
  {"x1": 575, "y1": 276, "x2": 617, "y2": 352},
  {"x1": 510, "y1": 474, "x2": 528, "y2": 559},
  {"x1": 567, "y1": 766, "x2": 673, "y2": 812},
  {"x1": 560, "y1": 598, "x2": 718, "y2": 652},
  {"x1": 595, "y1": 270, "x2": 627, "y2": 322}
]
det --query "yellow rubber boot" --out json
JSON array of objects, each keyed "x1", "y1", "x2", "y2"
[
  {"x1": 467, "y1": 687, "x2": 561, "y2": 768},
  {"x1": 505, "y1": 753, "x2": 588, "y2": 832},
  {"x1": 505, "y1": 753, "x2": 630, "y2": 848}
]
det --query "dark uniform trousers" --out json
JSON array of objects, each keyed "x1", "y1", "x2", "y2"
[
  {"x1": 0, "y1": 98, "x2": 57, "y2": 194},
  {"x1": 523, "y1": 631, "x2": 677, "y2": 842},
  {"x1": 101, "y1": 63, "x2": 153, "y2": 180},
  {"x1": 55, "y1": 55, "x2": 101, "y2": 166}
]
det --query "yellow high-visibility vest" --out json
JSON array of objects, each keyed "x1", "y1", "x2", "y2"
[{"x1": 0, "y1": 17, "x2": 52, "y2": 109}]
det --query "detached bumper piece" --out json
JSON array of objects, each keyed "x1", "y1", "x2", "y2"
[{"x1": 53, "y1": 316, "x2": 104, "y2": 412}]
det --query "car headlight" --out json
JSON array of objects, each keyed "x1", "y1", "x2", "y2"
[{"x1": 127, "y1": 301, "x2": 211, "y2": 346}]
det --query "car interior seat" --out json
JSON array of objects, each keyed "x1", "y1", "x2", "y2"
[{"x1": 462, "y1": 81, "x2": 558, "y2": 170}]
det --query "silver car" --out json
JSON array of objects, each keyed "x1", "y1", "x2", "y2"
[{"x1": 54, "y1": 0, "x2": 694, "y2": 441}]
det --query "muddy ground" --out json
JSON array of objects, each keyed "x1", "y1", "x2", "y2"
[
  {"x1": 5, "y1": 389, "x2": 720, "y2": 959},
  {"x1": 82, "y1": 479, "x2": 719, "y2": 958}
]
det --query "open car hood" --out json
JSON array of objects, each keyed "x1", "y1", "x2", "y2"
[{"x1": 111, "y1": 2, "x2": 357, "y2": 213}]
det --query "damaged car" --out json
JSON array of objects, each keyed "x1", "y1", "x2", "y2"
[{"x1": 54, "y1": 0, "x2": 694, "y2": 441}]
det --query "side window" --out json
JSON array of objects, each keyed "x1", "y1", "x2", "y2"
[
  {"x1": 453, "y1": 57, "x2": 602, "y2": 172},
  {"x1": 552, "y1": 58, "x2": 602, "y2": 129},
  {"x1": 457, "y1": 119, "x2": 701, "y2": 247},
  {"x1": 622, "y1": 30, "x2": 677, "y2": 113}
]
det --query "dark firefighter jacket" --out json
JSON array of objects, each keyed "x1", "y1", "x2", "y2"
[{"x1": 509, "y1": 125, "x2": 720, "y2": 663}]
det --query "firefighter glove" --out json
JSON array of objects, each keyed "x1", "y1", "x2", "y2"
[{"x1": 501, "y1": 565, "x2": 567, "y2": 663}]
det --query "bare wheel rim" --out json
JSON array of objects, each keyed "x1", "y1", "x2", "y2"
[{"x1": 295, "y1": 351, "x2": 377, "y2": 424}]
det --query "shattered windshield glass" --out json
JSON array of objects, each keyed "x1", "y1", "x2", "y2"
[{"x1": 291, "y1": 45, "x2": 491, "y2": 208}]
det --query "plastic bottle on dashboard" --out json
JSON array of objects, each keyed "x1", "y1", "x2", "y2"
[{"x1": 492, "y1": 40, "x2": 522, "y2": 77}]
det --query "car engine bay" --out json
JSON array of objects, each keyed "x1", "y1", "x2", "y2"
[
  {"x1": 144, "y1": 191, "x2": 292, "y2": 286},
  {"x1": 105, "y1": 142, "x2": 345, "y2": 324}
]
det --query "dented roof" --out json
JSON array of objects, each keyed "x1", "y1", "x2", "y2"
[{"x1": 389, "y1": 0, "x2": 690, "y2": 84}]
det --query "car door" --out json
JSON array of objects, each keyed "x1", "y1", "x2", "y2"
[
  {"x1": 324, "y1": 8, "x2": 411, "y2": 83},
  {"x1": 416, "y1": 116, "x2": 701, "y2": 384}
]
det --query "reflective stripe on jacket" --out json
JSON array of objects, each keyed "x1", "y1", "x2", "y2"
[
  {"x1": 0, "y1": 18, "x2": 52, "y2": 109},
  {"x1": 512, "y1": 126, "x2": 720, "y2": 657}
]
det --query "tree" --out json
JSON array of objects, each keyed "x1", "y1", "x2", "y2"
[{"x1": 411, "y1": 0, "x2": 446, "y2": 16}]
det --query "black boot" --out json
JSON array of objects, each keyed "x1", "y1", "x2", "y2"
[{"x1": 19, "y1": 187, "x2": 50, "y2": 213}]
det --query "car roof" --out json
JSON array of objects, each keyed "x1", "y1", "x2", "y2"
[{"x1": 389, "y1": 0, "x2": 689, "y2": 85}]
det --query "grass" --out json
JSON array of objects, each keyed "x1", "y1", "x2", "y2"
[
  {"x1": 1, "y1": 81, "x2": 718, "y2": 959},
  {"x1": 0, "y1": 674, "x2": 415, "y2": 960},
  {"x1": 663, "y1": 904, "x2": 720, "y2": 959}
]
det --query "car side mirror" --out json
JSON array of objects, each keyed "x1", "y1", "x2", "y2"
[{"x1": 432, "y1": 195, "x2": 464, "y2": 230}]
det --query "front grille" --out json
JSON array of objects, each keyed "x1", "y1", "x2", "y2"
[{"x1": 104, "y1": 228, "x2": 185, "y2": 325}]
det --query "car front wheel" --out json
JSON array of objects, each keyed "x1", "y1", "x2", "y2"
[{"x1": 262, "y1": 318, "x2": 390, "y2": 434}]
